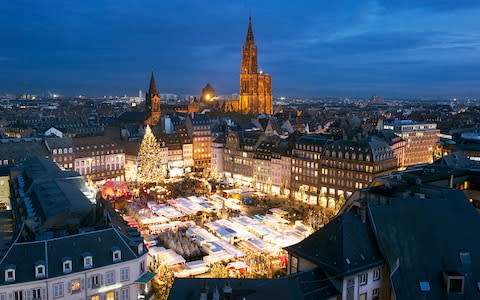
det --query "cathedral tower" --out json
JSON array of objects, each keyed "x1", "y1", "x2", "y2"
[
  {"x1": 145, "y1": 72, "x2": 161, "y2": 126},
  {"x1": 239, "y1": 17, "x2": 272, "y2": 115}
]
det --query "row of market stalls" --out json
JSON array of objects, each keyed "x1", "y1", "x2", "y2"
[{"x1": 125, "y1": 194, "x2": 313, "y2": 277}]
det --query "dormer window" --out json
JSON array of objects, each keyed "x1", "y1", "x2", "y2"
[
  {"x1": 5, "y1": 266, "x2": 15, "y2": 282},
  {"x1": 443, "y1": 272, "x2": 464, "y2": 293},
  {"x1": 459, "y1": 252, "x2": 471, "y2": 265},
  {"x1": 137, "y1": 243, "x2": 144, "y2": 255},
  {"x1": 35, "y1": 261, "x2": 46, "y2": 279},
  {"x1": 419, "y1": 281, "x2": 430, "y2": 292},
  {"x1": 82, "y1": 253, "x2": 93, "y2": 269},
  {"x1": 62, "y1": 257, "x2": 72, "y2": 274},
  {"x1": 112, "y1": 247, "x2": 121, "y2": 263}
]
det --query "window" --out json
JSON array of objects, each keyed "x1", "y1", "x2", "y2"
[
  {"x1": 359, "y1": 293, "x2": 366, "y2": 300},
  {"x1": 138, "y1": 243, "x2": 144, "y2": 255},
  {"x1": 13, "y1": 291, "x2": 23, "y2": 300},
  {"x1": 419, "y1": 281, "x2": 431, "y2": 292},
  {"x1": 106, "y1": 291, "x2": 115, "y2": 300},
  {"x1": 359, "y1": 273, "x2": 368, "y2": 286},
  {"x1": 112, "y1": 248, "x2": 121, "y2": 262},
  {"x1": 0, "y1": 293, "x2": 6, "y2": 300},
  {"x1": 459, "y1": 252, "x2": 471, "y2": 265},
  {"x1": 90, "y1": 296, "x2": 100, "y2": 300},
  {"x1": 373, "y1": 268, "x2": 381, "y2": 281},
  {"x1": 448, "y1": 277, "x2": 464, "y2": 293},
  {"x1": 120, "y1": 267, "x2": 130, "y2": 282},
  {"x1": 290, "y1": 255, "x2": 298, "y2": 273},
  {"x1": 62, "y1": 258, "x2": 72, "y2": 274},
  {"x1": 35, "y1": 264, "x2": 45, "y2": 278},
  {"x1": 90, "y1": 274, "x2": 100, "y2": 288},
  {"x1": 83, "y1": 254, "x2": 93, "y2": 269},
  {"x1": 346, "y1": 278, "x2": 355, "y2": 300},
  {"x1": 5, "y1": 267, "x2": 15, "y2": 282},
  {"x1": 105, "y1": 270, "x2": 115, "y2": 285},
  {"x1": 53, "y1": 283, "x2": 64, "y2": 298},
  {"x1": 32, "y1": 288, "x2": 42, "y2": 300},
  {"x1": 372, "y1": 288, "x2": 380, "y2": 300},
  {"x1": 121, "y1": 288, "x2": 130, "y2": 300},
  {"x1": 140, "y1": 260, "x2": 145, "y2": 274},
  {"x1": 70, "y1": 279, "x2": 81, "y2": 294}
]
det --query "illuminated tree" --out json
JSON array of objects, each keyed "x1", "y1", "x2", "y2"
[
  {"x1": 138, "y1": 125, "x2": 164, "y2": 184},
  {"x1": 210, "y1": 263, "x2": 229, "y2": 278},
  {"x1": 152, "y1": 264, "x2": 174, "y2": 300}
]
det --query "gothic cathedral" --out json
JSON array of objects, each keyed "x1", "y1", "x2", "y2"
[
  {"x1": 144, "y1": 72, "x2": 161, "y2": 126},
  {"x1": 239, "y1": 17, "x2": 272, "y2": 115}
]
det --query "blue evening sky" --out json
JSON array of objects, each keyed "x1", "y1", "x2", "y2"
[{"x1": 1, "y1": 0, "x2": 480, "y2": 98}]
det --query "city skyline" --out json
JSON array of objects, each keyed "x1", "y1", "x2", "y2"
[{"x1": 1, "y1": 1, "x2": 480, "y2": 98}]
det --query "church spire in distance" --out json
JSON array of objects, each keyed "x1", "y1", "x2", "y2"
[
  {"x1": 148, "y1": 72, "x2": 158, "y2": 95},
  {"x1": 245, "y1": 16, "x2": 255, "y2": 44}
]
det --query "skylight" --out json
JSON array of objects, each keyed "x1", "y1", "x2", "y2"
[
  {"x1": 419, "y1": 281, "x2": 431, "y2": 292},
  {"x1": 460, "y1": 252, "x2": 471, "y2": 265}
]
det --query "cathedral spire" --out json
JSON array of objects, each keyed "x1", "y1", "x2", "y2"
[
  {"x1": 148, "y1": 72, "x2": 158, "y2": 95},
  {"x1": 245, "y1": 16, "x2": 254, "y2": 44}
]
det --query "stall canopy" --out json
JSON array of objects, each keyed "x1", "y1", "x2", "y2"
[{"x1": 135, "y1": 272, "x2": 156, "y2": 284}]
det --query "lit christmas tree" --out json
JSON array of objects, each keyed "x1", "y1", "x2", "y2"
[{"x1": 138, "y1": 125, "x2": 164, "y2": 184}]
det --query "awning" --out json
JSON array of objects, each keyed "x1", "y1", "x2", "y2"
[{"x1": 135, "y1": 272, "x2": 156, "y2": 284}]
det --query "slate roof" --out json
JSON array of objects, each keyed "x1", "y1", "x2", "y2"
[
  {"x1": 169, "y1": 269, "x2": 339, "y2": 300},
  {"x1": 44, "y1": 137, "x2": 73, "y2": 150},
  {"x1": 285, "y1": 208, "x2": 384, "y2": 277},
  {"x1": 0, "y1": 228, "x2": 139, "y2": 285},
  {"x1": 169, "y1": 277, "x2": 303, "y2": 300},
  {"x1": 0, "y1": 141, "x2": 49, "y2": 164},
  {"x1": 117, "y1": 111, "x2": 145, "y2": 123},
  {"x1": 368, "y1": 188, "x2": 480, "y2": 300}
]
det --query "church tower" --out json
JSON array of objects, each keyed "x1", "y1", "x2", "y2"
[
  {"x1": 145, "y1": 72, "x2": 161, "y2": 126},
  {"x1": 239, "y1": 17, "x2": 272, "y2": 115}
]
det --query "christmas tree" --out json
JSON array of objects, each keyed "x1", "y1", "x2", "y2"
[{"x1": 138, "y1": 125, "x2": 164, "y2": 184}]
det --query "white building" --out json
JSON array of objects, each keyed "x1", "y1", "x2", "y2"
[
  {"x1": 211, "y1": 135, "x2": 225, "y2": 178},
  {"x1": 0, "y1": 158, "x2": 155, "y2": 300}
]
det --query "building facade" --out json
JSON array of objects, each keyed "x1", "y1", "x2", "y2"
[
  {"x1": 271, "y1": 147, "x2": 292, "y2": 197},
  {"x1": 73, "y1": 136, "x2": 125, "y2": 184},
  {"x1": 291, "y1": 135, "x2": 328, "y2": 204},
  {"x1": 211, "y1": 135, "x2": 225, "y2": 178},
  {"x1": 383, "y1": 119, "x2": 439, "y2": 166},
  {"x1": 223, "y1": 131, "x2": 263, "y2": 187},
  {"x1": 185, "y1": 114, "x2": 212, "y2": 170},
  {"x1": 318, "y1": 138, "x2": 398, "y2": 207}
]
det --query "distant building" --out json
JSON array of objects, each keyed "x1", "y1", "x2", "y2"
[
  {"x1": 72, "y1": 136, "x2": 125, "y2": 184},
  {"x1": 223, "y1": 131, "x2": 264, "y2": 186},
  {"x1": 44, "y1": 137, "x2": 74, "y2": 170},
  {"x1": 238, "y1": 17, "x2": 272, "y2": 115},
  {"x1": 211, "y1": 134, "x2": 225, "y2": 177},
  {"x1": 383, "y1": 119, "x2": 439, "y2": 166},
  {"x1": 0, "y1": 138, "x2": 49, "y2": 166},
  {"x1": 185, "y1": 114, "x2": 212, "y2": 170},
  {"x1": 318, "y1": 137, "x2": 398, "y2": 206},
  {"x1": 291, "y1": 134, "x2": 329, "y2": 204},
  {"x1": 144, "y1": 73, "x2": 161, "y2": 126},
  {"x1": 200, "y1": 83, "x2": 216, "y2": 103}
]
